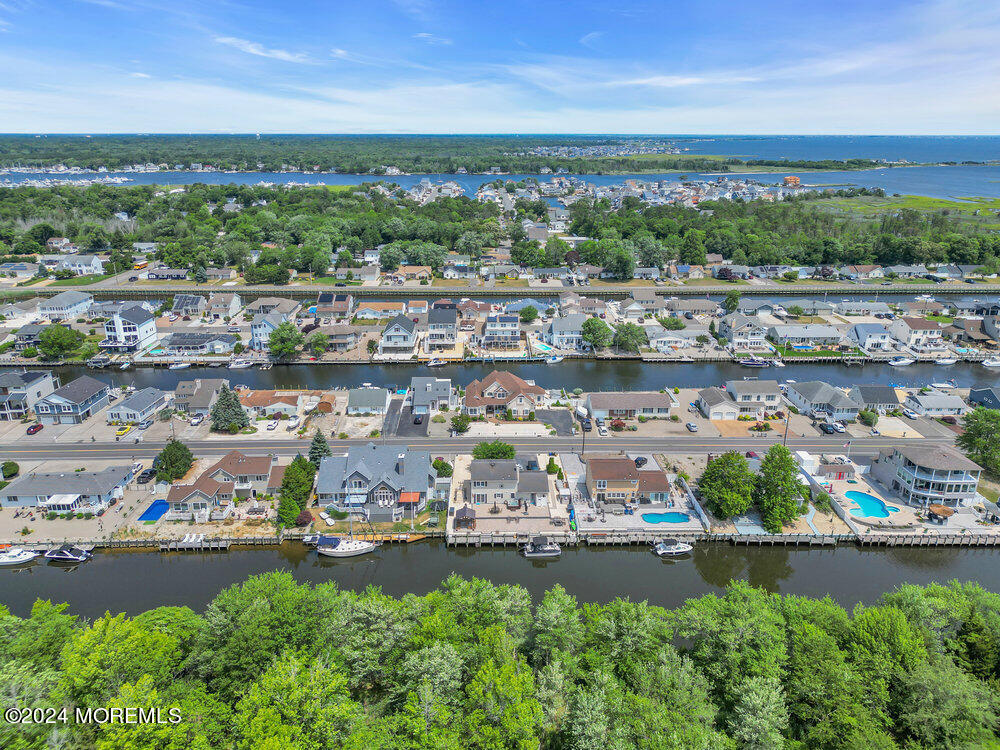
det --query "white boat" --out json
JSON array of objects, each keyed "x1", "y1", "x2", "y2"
[
  {"x1": 229, "y1": 358, "x2": 254, "y2": 369},
  {"x1": 427, "y1": 358, "x2": 447, "y2": 367},
  {"x1": 0, "y1": 547, "x2": 39, "y2": 565},
  {"x1": 888, "y1": 357, "x2": 915, "y2": 366},
  {"x1": 118, "y1": 361, "x2": 131, "y2": 370},
  {"x1": 167, "y1": 362, "x2": 191, "y2": 370},
  {"x1": 982, "y1": 358, "x2": 1000, "y2": 367},
  {"x1": 772, "y1": 360, "x2": 785, "y2": 367},
  {"x1": 931, "y1": 382, "x2": 956, "y2": 390},
  {"x1": 315, "y1": 534, "x2": 376, "y2": 558},
  {"x1": 259, "y1": 362, "x2": 272, "y2": 370},
  {"x1": 545, "y1": 355, "x2": 565, "y2": 364},
  {"x1": 652, "y1": 538, "x2": 694, "y2": 557},
  {"x1": 740, "y1": 356, "x2": 771, "y2": 368},
  {"x1": 44, "y1": 545, "x2": 92, "y2": 563},
  {"x1": 935, "y1": 358, "x2": 957, "y2": 365},
  {"x1": 521, "y1": 536, "x2": 562, "y2": 559}
]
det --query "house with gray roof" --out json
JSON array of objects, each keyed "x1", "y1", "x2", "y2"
[
  {"x1": 468, "y1": 459, "x2": 519, "y2": 508},
  {"x1": 904, "y1": 390, "x2": 969, "y2": 417},
  {"x1": 173, "y1": 378, "x2": 229, "y2": 416},
  {"x1": 39, "y1": 290, "x2": 93, "y2": 319},
  {"x1": 346, "y1": 386, "x2": 391, "y2": 415},
  {"x1": 849, "y1": 385, "x2": 901, "y2": 412},
  {"x1": 697, "y1": 387, "x2": 739, "y2": 420},
  {"x1": 106, "y1": 387, "x2": 168, "y2": 424},
  {"x1": 587, "y1": 391, "x2": 672, "y2": 420},
  {"x1": 410, "y1": 377, "x2": 455, "y2": 414},
  {"x1": 767, "y1": 324, "x2": 843, "y2": 347},
  {"x1": 379, "y1": 314, "x2": 417, "y2": 355},
  {"x1": 782, "y1": 299, "x2": 835, "y2": 315},
  {"x1": 871, "y1": 445, "x2": 981, "y2": 508},
  {"x1": 171, "y1": 294, "x2": 207, "y2": 317},
  {"x1": 160, "y1": 332, "x2": 239, "y2": 355},
  {"x1": 970, "y1": 387, "x2": 1000, "y2": 410},
  {"x1": 250, "y1": 312, "x2": 288, "y2": 350},
  {"x1": 544, "y1": 313, "x2": 589, "y2": 350},
  {"x1": 100, "y1": 307, "x2": 158, "y2": 352},
  {"x1": 315, "y1": 443, "x2": 435, "y2": 522},
  {"x1": 0, "y1": 370, "x2": 58, "y2": 421},
  {"x1": 847, "y1": 323, "x2": 893, "y2": 351},
  {"x1": 0, "y1": 465, "x2": 133, "y2": 511},
  {"x1": 724, "y1": 379, "x2": 782, "y2": 417},
  {"x1": 835, "y1": 301, "x2": 892, "y2": 316},
  {"x1": 34, "y1": 375, "x2": 110, "y2": 424},
  {"x1": 785, "y1": 381, "x2": 860, "y2": 420},
  {"x1": 424, "y1": 307, "x2": 458, "y2": 352}
]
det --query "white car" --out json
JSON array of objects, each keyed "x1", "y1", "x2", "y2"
[
  {"x1": 286, "y1": 416, "x2": 300, "y2": 430},
  {"x1": 189, "y1": 414, "x2": 204, "y2": 426},
  {"x1": 830, "y1": 422, "x2": 846, "y2": 433},
  {"x1": 903, "y1": 409, "x2": 919, "y2": 420},
  {"x1": 597, "y1": 424, "x2": 608, "y2": 436},
  {"x1": 266, "y1": 420, "x2": 279, "y2": 431}
]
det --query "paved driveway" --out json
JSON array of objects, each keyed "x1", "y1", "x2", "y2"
[
  {"x1": 382, "y1": 397, "x2": 404, "y2": 436},
  {"x1": 536, "y1": 409, "x2": 573, "y2": 436},
  {"x1": 389, "y1": 404, "x2": 430, "y2": 438}
]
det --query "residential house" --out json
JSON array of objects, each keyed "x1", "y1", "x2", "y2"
[
  {"x1": 516, "y1": 469, "x2": 552, "y2": 507},
  {"x1": 767, "y1": 324, "x2": 843, "y2": 347},
  {"x1": 847, "y1": 323, "x2": 894, "y2": 351},
  {"x1": 389, "y1": 265, "x2": 432, "y2": 282},
  {"x1": 166, "y1": 474, "x2": 234, "y2": 522},
  {"x1": 238, "y1": 390, "x2": 302, "y2": 418},
  {"x1": 243, "y1": 297, "x2": 300, "y2": 318},
  {"x1": 206, "y1": 267, "x2": 237, "y2": 282},
  {"x1": 0, "y1": 297, "x2": 41, "y2": 324},
  {"x1": 634, "y1": 266, "x2": 661, "y2": 280},
  {"x1": 871, "y1": 445, "x2": 981, "y2": 508},
  {"x1": 34, "y1": 375, "x2": 110, "y2": 425},
  {"x1": 315, "y1": 444, "x2": 435, "y2": 522},
  {"x1": 969, "y1": 387, "x2": 1000, "y2": 410},
  {"x1": 171, "y1": 294, "x2": 207, "y2": 317},
  {"x1": 443, "y1": 261, "x2": 477, "y2": 280},
  {"x1": 478, "y1": 314, "x2": 521, "y2": 350},
  {"x1": 665, "y1": 298, "x2": 718, "y2": 316},
  {"x1": 106, "y1": 387, "x2": 167, "y2": 424},
  {"x1": 783, "y1": 299, "x2": 835, "y2": 316},
  {"x1": 785, "y1": 381, "x2": 860, "y2": 420},
  {"x1": 0, "y1": 370, "x2": 58, "y2": 421},
  {"x1": 410, "y1": 377, "x2": 455, "y2": 414},
  {"x1": 586, "y1": 458, "x2": 640, "y2": 505},
  {"x1": 835, "y1": 301, "x2": 892, "y2": 316},
  {"x1": 204, "y1": 451, "x2": 276, "y2": 498},
  {"x1": 355, "y1": 301, "x2": 406, "y2": 320},
  {"x1": 697, "y1": 387, "x2": 740, "y2": 420},
  {"x1": 160, "y1": 332, "x2": 238, "y2": 355},
  {"x1": 944, "y1": 318, "x2": 994, "y2": 348},
  {"x1": 346, "y1": 386, "x2": 391, "y2": 415},
  {"x1": 207, "y1": 293, "x2": 242, "y2": 321},
  {"x1": 463, "y1": 371, "x2": 547, "y2": 417},
  {"x1": 839, "y1": 264, "x2": 884, "y2": 280},
  {"x1": 250, "y1": 313, "x2": 289, "y2": 350},
  {"x1": 544, "y1": 313, "x2": 588, "y2": 350},
  {"x1": 409, "y1": 300, "x2": 431, "y2": 315},
  {"x1": 100, "y1": 307, "x2": 157, "y2": 352},
  {"x1": 13, "y1": 323, "x2": 50, "y2": 350},
  {"x1": 39, "y1": 291, "x2": 92, "y2": 320},
  {"x1": 148, "y1": 267, "x2": 190, "y2": 281},
  {"x1": 0, "y1": 465, "x2": 133, "y2": 512},
  {"x1": 316, "y1": 324, "x2": 363, "y2": 352},
  {"x1": 468, "y1": 459, "x2": 519, "y2": 507},
  {"x1": 173, "y1": 378, "x2": 229, "y2": 416},
  {"x1": 848, "y1": 385, "x2": 902, "y2": 413},
  {"x1": 424, "y1": 307, "x2": 459, "y2": 352},
  {"x1": 889, "y1": 317, "x2": 945, "y2": 352},
  {"x1": 586, "y1": 392, "x2": 672, "y2": 420},
  {"x1": 904, "y1": 390, "x2": 969, "y2": 417},
  {"x1": 723, "y1": 379, "x2": 782, "y2": 418},
  {"x1": 637, "y1": 470, "x2": 672, "y2": 504},
  {"x1": 719, "y1": 313, "x2": 767, "y2": 350},
  {"x1": 884, "y1": 264, "x2": 928, "y2": 278},
  {"x1": 53, "y1": 254, "x2": 104, "y2": 276},
  {"x1": 314, "y1": 292, "x2": 354, "y2": 320},
  {"x1": 378, "y1": 314, "x2": 417, "y2": 354}
]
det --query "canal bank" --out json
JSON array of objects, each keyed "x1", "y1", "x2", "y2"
[{"x1": 4, "y1": 541, "x2": 1000, "y2": 618}]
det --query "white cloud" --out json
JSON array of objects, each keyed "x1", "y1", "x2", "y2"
[
  {"x1": 214, "y1": 36, "x2": 313, "y2": 64},
  {"x1": 412, "y1": 32, "x2": 451, "y2": 45},
  {"x1": 578, "y1": 31, "x2": 603, "y2": 49},
  {"x1": 129, "y1": 72, "x2": 151, "y2": 78}
]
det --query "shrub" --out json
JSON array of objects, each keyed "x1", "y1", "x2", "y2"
[
  {"x1": 673, "y1": 387, "x2": 680, "y2": 394},
  {"x1": 1, "y1": 461, "x2": 18, "y2": 479},
  {"x1": 295, "y1": 510, "x2": 313, "y2": 526},
  {"x1": 670, "y1": 415, "x2": 680, "y2": 422},
  {"x1": 433, "y1": 458, "x2": 453, "y2": 477},
  {"x1": 788, "y1": 405, "x2": 799, "y2": 414},
  {"x1": 338, "y1": 432, "x2": 348, "y2": 439},
  {"x1": 20, "y1": 346, "x2": 38, "y2": 358},
  {"x1": 610, "y1": 419, "x2": 626, "y2": 431}
]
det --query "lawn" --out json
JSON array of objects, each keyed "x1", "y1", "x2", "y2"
[
  {"x1": 50, "y1": 273, "x2": 116, "y2": 286},
  {"x1": 925, "y1": 314, "x2": 954, "y2": 324},
  {"x1": 683, "y1": 277, "x2": 747, "y2": 286},
  {"x1": 773, "y1": 343, "x2": 865, "y2": 358}
]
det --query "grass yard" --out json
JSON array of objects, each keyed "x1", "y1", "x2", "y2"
[
  {"x1": 773, "y1": 343, "x2": 865, "y2": 358},
  {"x1": 925, "y1": 314, "x2": 954, "y2": 324},
  {"x1": 50, "y1": 273, "x2": 116, "y2": 286},
  {"x1": 683, "y1": 277, "x2": 747, "y2": 286}
]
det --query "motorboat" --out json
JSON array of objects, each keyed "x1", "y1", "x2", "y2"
[
  {"x1": 931, "y1": 380, "x2": 957, "y2": 389},
  {"x1": 301, "y1": 534, "x2": 320, "y2": 546},
  {"x1": 427, "y1": 358, "x2": 447, "y2": 367},
  {"x1": 118, "y1": 361, "x2": 131, "y2": 370},
  {"x1": 982, "y1": 358, "x2": 1000, "y2": 367},
  {"x1": 259, "y1": 362, "x2": 273, "y2": 370},
  {"x1": 87, "y1": 355, "x2": 112, "y2": 368},
  {"x1": 652, "y1": 538, "x2": 693, "y2": 557},
  {"x1": 521, "y1": 536, "x2": 562, "y2": 559},
  {"x1": 545, "y1": 355, "x2": 565, "y2": 364},
  {"x1": 0, "y1": 547, "x2": 39, "y2": 565},
  {"x1": 935, "y1": 358, "x2": 957, "y2": 365},
  {"x1": 740, "y1": 356, "x2": 771, "y2": 367},
  {"x1": 44, "y1": 545, "x2": 93, "y2": 563},
  {"x1": 771, "y1": 359, "x2": 785, "y2": 367},
  {"x1": 229, "y1": 358, "x2": 254, "y2": 369},
  {"x1": 888, "y1": 357, "x2": 915, "y2": 366},
  {"x1": 167, "y1": 362, "x2": 191, "y2": 370},
  {"x1": 315, "y1": 535, "x2": 376, "y2": 558}
]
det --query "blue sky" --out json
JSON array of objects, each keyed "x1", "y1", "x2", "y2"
[{"x1": 0, "y1": 0, "x2": 997, "y2": 133}]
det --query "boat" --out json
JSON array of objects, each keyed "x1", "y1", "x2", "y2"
[
  {"x1": 118, "y1": 361, "x2": 131, "y2": 370},
  {"x1": 229, "y1": 358, "x2": 254, "y2": 369},
  {"x1": 545, "y1": 355, "x2": 565, "y2": 364},
  {"x1": 521, "y1": 536, "x2": 562, "y2": 559},
  {"x1": 315, "y1": 534, "x2": 376, "y2": 558},
  {"x1": 651, "y1": 538, "x2": 694, "y2": 557},
  {"x1": 427, "y1": 358, "x2": 447, "y2": 367},
  {"x1": 86, "y1": 355, "x2": 112, "y2": 368},
  {"x1": 740, "y1": 356, "x2": 771, "y2": 368},
  {"x1": 888, "y1": 357, "x2": 915, "y2": 366},
  {"x1": 935, "y1": 358, "x2": 957, "y2": 365},
  {"x1": 44, "y1": 545, "x2": 93, "y2": 563},
  {"x1": 0, "y1": 547, "x2": 39, "y2": 565},
  {"x1": 259, "y1": 362, "x2": 272, "y2": 370},
  {"x1": 771, "y1": 359, "x2": 785, "y2": 367},
  {"x1": 982, "y1": 358, "x2": 1000, "y2": 367},
  {"x1": 167, "y1": 362, "x2": 191, "y2": 370},
  {"x1": 931, "y1": 381, "x2": 956, "y2": 389}
]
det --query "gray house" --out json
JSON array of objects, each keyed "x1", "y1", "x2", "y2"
[
  {"x1": 410, "y1": 377, "x2": 454, "y2": 414},
  {"x1": 173, "y1": 378, "x2": 229, "y2": 416},
  {"x1": 346, "y1": 387, "x2": 391, "y2": 415},
  {"x1": 379, "y1": 314, "x2": 417, "y2": 355},
  {"x1": 468, "y1": 459, "x2": 519, "y2": 507},
  {"x1": 34, "y1": 375, "x2": 110, "y2": 424},
  {"x1": 785, "y1": 381, "x2": 860, "y2": 420},
  {"x1": 106, "y1": 387, "x2": 167, "y2": 424},
  {"x1": 0, "y1": 370, "x2": 59, "y2": 421},
  {"x1": 0, "y1": 465, "x2": 133, "y2": 511},
  {"x1": 315, "y1": 444, "x2": 435, "y2": 522},
  {"x1": 849, "y1": 385, "x2": 901, "y2": 413}
]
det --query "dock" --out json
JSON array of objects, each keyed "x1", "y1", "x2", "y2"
[{"x1": 160, "y1": 534, "x2": 231, "y2": 552}]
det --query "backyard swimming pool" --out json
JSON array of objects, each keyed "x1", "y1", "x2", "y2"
[
  {"x1": 642, "y1": 512, "x2": 691, "y2": 523},
  {"x1": 533, "y1": 341, "x2": 554, "y2": 353},
  {"x1": 846, "y1": 490, "x2": 900, "y2": 519},
  {"x1": 138, "y1": 499, "x2": 169, "y2": 523}
]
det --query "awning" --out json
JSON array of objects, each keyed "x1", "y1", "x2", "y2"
[{"x1": 398, "y1": 492, "x2": 421, "y2": 504}]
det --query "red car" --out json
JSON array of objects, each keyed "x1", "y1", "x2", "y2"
[{"x1": 27, "y1": 423, "x2": 43, "y2": 435}]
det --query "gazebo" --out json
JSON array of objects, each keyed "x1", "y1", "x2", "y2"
[
  {"x1": 927, "y1": 504, "x2": 955, "y2": 525},
  {"x1": 454, "y1": 505, "x2": 476, "y2": 530}
]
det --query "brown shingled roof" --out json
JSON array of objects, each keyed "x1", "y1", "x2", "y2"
[
  {"x1": 464, "y1": 370, "x2": 545, "y2": 408},
  {"x1": 206, "y1": 451, "x2": 273, "y2": 478},
  {"x1": 588, "y1": 458, "x2": 639, "y2": 481}
]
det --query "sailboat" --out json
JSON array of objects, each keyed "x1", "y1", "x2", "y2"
[{"x1": 315, "y1": 510, "x2": 376, "y2": 558}]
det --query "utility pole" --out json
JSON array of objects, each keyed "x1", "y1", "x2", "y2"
[{"x1": 782, "y1": 410, "x2": 790, "y2": 446}]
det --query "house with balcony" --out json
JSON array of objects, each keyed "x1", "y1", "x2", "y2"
[
  {"x1": 378, "y1": 314, "x2": 417, "y2": 355},
  {"x1": 34, "y1": 375, "x2": 110, "y2": 425},
  {"x1": 0, "y1": 465, "x2": 133, "y2": 512},
  {"x1": 768, "y1": 324, "x2": 843, "y2": 348},
  {"x1": 0, "y1": 370, "x2": 58, "y2": 421},
  {"x1": 410, "y1": 377, "x2": 455, "y2": 414},
  {"x1": 477, "y1": 314, "x2": 521, "y2": 350},
  {"x1": 871, "y1": 445, "x2": 982, "y2": 508},
  {"x1": 166, "y1": 474, "x2": 234, "y2": 522},
  {"x1": 100, "y1": 307, "x2": 157, "y2": 353},
  {"x1": 847, "y1": 323, "x2": 894, "y2": 351},
  {"x1": 39, "y1": 290, "x2": 93, "y2": 320},
  {"x1": 719, "y1": 313, "x2": 767, "y2": 350},
  {"x1": 106, "y1": 387, "x2": 167, "y2": 424},
  {"x1": 160, "y1": 332, "x2": 239, "y2": 355},
  {"x1": 586, "y1": 458, "x2": 640, "y2": 506},
  {"x1": 889, "y1": 317, "x2": 945, "y2": 352},
  {"x1": 785, "y1": 381, "x2": 860, "y2": 420},
  {"x1": 207, "y1": 293, "x2": 242, "y2": 321},
  {"x1": 315, "y1": 444, "x2": 435, "y2": 522},
  {"x1": 13, "y1": 324, "x2": 50, "y2": 350},
  {"x1": 463, "y1": 370, "x2": 547, "y2": 417},
  {"x1": 722, "y1": 379, "x2": 782, "y2": 418},
  {"x1": 467, "y1": 459, "x2": 519, "y2": 508},
  {"x1": 424, "y1": 307, "x2": 459, "y2": 352},
  {"x1": 250, "y1": 312, "x2": 288, "y2": 350},
  {"x1": 544, "y1": 313, "x2": 588, "y2": 351},
  {"x1": 243, "y1": 297, "x2": 300, "y2": 319},
  {"x1": 204, "y1": 451, "x2": 277, "y2": 498}
]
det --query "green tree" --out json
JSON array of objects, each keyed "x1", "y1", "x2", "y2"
[
  {"x1": 1, "y1": 461, "x2": 18, "y2": 479},
  {"x1": 660, "y1": 316, "x2": 685, "y2": 330},
  {"x1": 193, "y1": 266, "x2": 208, "y2": 283},
  {"x1": 37, "y1": 325, "x2": 85, "y2": 360},
  {"x1": 581, "y1": 317, "x2": 612, "y2": 349},
  {"x1": 210, "y1": 384, "x2": 249, "y2": 433},
  {"x1": 155, "y1": 439, "x2": 194, "y2": 482},
  {"x1": 698, "y1": 451, "x2": 755, "y2": 519},
  {"x1": 723, "y1": 290, "x2": 742, "y2": 313},
  {"x1": 308, "y1": 430, "x2": 332, "y2": 467},
  {"x1": 530, "y1": 585, "x2": 583, "y2": 666},
  {"x1": 519, "y1": 306, "x2": 538, "y2": 324},
  {"x1": 451, "y1": 413, "x2": 471, "y2": 434},
  {"x1": 307, "y1": 331, "x2": 328, "y2": 356},
  {"x1": 473, "y1": 440, "x2": 516, "y2": 459},
  {"x1": 858, "y1": 408, "x2": 879, "y2": 427},
  {"x1": 753, "y1": 444, "x2": 803, "y2": 533},
  {"x1": 612, "y1": 322, "x2": 647, "y2": 353},
  {"x1": 268, "y1": 321, "x2": 304, "y2": 360},
  {"x1": 464, "y1": 656, "x2": 542, "y2": 750},
  {"x1": 956, "y1": 407, "x2": 1000, "y2": 474},
  {"x1": 433, "y1": 458, "x2": 453, "y2": 477},
  {"x1": 787, "y1": 305, "x2": 805, "y2": 317},
  {"x1": 727, "y1": 676, "x2": 789, "y2": 750}
]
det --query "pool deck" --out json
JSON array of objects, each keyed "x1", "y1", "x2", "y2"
[{"x1": 828, "y1": 476, "x2": 919, "y2": 529}]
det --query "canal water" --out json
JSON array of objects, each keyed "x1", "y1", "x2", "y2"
[
  {"x1": 46, "y1": 358, "x2": 1000, "y2": 392},
  {"x1": 2, "y1": 542, "x2": 999, "y2": 617}
]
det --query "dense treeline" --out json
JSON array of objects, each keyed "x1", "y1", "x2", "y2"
[
  {"x1": 2, "y1": 574, "x2": 999, "y2": 749},
  {"x1": 0, "y1": 135, "x2": 882, "y2": 175}
]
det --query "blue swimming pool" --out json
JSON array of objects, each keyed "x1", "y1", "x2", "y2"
[
  {"x1": 138, "y1": 499, "x2": 169, "y2": 523},
  {"x1": 642, "y1": 512, "x2": 691, "y2": 523},
  {"x1": 846, "y1": 490, "x2": 899, "y2": 519}
]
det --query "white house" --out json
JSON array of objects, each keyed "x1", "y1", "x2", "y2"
[
  {"x1": 250, "y1": 312, "x2": 289, "y2": 350},
  {"x1": 847, "y1": 323, "x2": 894, "y2": 351},
  {"x1": 100, "y1": 308, "x2": 158, "y2": 353},
  {"x1": 785, "y1": 381, "x2": 860, "y2": 420},
  {"x1": 719, "y1": 314, "x2": 767, "y2": 350},
  {"x1": 544, "y1": 314, "x2": 588, "y2": 350},
  {"x1": 378, "y1": 314, "x2": 417, "y2": 355},
  {"x1": 889, "y1": 317, "x2": 945, "y2": 352},
  {"x1": 39, "y1": 291, "x2": 93, "y2": 320},
  {"x1": 904, "y1": 391, "x2": 969, "y2": 417},
  {"x1": 106, "y1": 387, "x2": 167, "y2": 424}
]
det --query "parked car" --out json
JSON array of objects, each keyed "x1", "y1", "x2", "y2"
[
  {"x1": 189, "y1": 414, "x2": 204, "y2": 426},
  {"x1": 597, "y1": 424, "x2": 608, "y2": 436},
  {"x1": 115, "y1": 425, "x2": 132, "y2": 437},
  {"x1": 686, "y1": 422, "x2": 699, "y2": 432},
  {"x1": 136, "y1": 468, "x2": 157, "y2": 484},
  {"x1": 128, "y1": 276, "x2": 139, "y2": 282},
  {"x1": 266, "y1": 420, "x2": 279, "y2": 431},
  {"x1": 286, "y1": 416, "x2": 300, "y2": 430},
  {"x1": 903, "y1": 409, "x2": 919, "y2": 420},
  {"x1": 581, "y1": 419, "x2": 592, "y2": 432},
  {"x1": 26, "y1": 423, "x2": 43, "y2": 435},
  {"x1": 413, "y1": 414, "x2": 424, "y2": 425},
  {"x1": 829, "y1": 421, "x2": 846, "y2": 433},
  {"x1": 819, "y1": 423, "x2": 837, "y2": 434},
  {"x1": 745, "y1": 450, "x2": 759, "y2": 459},
  {"x1": 137, "y1": 420, "x2": 153, "y2": 430},
  {"x1": 633, "y1": 456, "x2": 648, "y2": 467}
]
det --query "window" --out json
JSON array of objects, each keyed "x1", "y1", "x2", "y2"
[{"x1": 596, "y1": 480, "x2": 607, "y2": 489}]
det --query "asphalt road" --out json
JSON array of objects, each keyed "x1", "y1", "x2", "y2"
[{"x1": 0, "y1": 434, "x2": 952, "y2": 461}]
